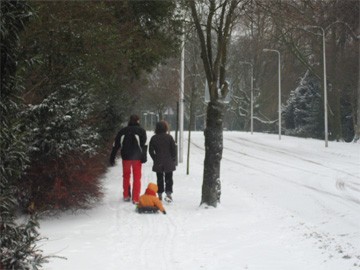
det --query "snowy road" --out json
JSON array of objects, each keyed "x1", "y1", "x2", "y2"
[{"x1": 40, "y1": 132, "x2": 360, "y2": 270}]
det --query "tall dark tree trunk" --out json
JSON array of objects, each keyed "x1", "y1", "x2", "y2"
[
  {"x1": 201, "y1": 101, "x2": 224, "y2": 206},
  {"x1": 187, "y1": 0, "x2": 240, "y2": 207}
]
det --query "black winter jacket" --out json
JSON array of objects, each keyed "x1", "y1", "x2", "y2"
[
  {"x1": 149, "y1": 133, "x2": 176, "y2": 173},
  {"x1": 110, "y1": 124, "x2": 147, "y2": 164}
]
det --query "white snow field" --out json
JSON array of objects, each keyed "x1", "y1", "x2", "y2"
[{"x1": 40, "y1": 131, "x2": 360, "y2": 270}]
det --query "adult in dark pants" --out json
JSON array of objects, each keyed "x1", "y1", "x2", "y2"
[
  {"x1": 110, "y1": 115, "x2": 147, "y2": 204},
  {"x1": 149, "y1": 121, "x2": 176, "y2": 202}
]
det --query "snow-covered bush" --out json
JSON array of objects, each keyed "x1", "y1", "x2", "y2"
[
  {"x1": 283, "y1": 71, "x2": 323, "y2": 139},
  {"x1": 1, "y1": 1, "x2": 48, "y2": 268},
  {"x1": 18, "y1": 85, "x2": 104, "y2": 212},
  {"x1": 24, "y1": 88, "x2": 99, "y2": 159},
  {"x1": 0, "y1": 215, "x2": 49, "y2": 269}
]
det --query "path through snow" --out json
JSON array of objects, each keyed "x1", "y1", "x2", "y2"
[{"x1": 40, "y1": 132, "x2": 360, "y2": 270}]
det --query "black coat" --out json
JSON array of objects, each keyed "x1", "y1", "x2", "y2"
[
  {"x1": 149, "y1": 133, "x2": 176, "y2": 173},
  {"x1": 110, "y1": 124, "x2": 147, "y2": 163}
]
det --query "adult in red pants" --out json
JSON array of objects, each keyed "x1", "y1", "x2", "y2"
[{"x1": 110, "y1": 115, "x2": 147, "y2": 204}]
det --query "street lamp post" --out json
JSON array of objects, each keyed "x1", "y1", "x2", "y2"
[
  {"x1": 304, "y1": 25, "x2": 329, "y2": 147},
  {"x1": 143, "y1": 112, "x2": 148, "y2": 130},
  {"x1": 263, "y1": 49, "x2": 282, "y2": 140},
  {"x1": 179, "y1": 30, "x2": 185, "y2": 163},
  {"x1": 240, "y1": 61, "x2": 254, "y2": 134}
]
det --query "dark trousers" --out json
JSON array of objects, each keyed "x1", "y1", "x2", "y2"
[{"x1": 156, "y1": 172, "x2": 173, "y2": 194}]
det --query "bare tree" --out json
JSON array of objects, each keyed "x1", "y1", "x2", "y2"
[
  {"x1": 186, "y1": 0, "x2": 247, "y2": 207},
  {"x1": 268, "y1": 0, "x2": 359, "y2": 141}
]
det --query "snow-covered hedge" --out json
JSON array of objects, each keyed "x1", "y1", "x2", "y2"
[{"x1": 18, "y1": 85, "x2": 104, "y2": 212}]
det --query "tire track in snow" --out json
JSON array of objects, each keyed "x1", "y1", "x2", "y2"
[
  {"x1": 191, "y1": 140, "x2": 302, "y2": 185},
  {"x1": 226, "y1": 146, "x2": 360, "y2": 206},
  {"x1": 192, "y1": 138, "x2": 326, "y2": 175},
  {"x1": 232, "y1": 136, "x2": 360, "y2": 165},
  {"x1": 135, "y1": 213, "x2": 178, "y2": 270},
  {"x1": 137, "y1": 214, "x2": 175, "y2": 270},
  {"x1": 220, "y1": 136, "x2": 360, "y2": 263},
  {"x1": 192, "y1": 140, "x2": 328, "y2": 178},
  {"x1": 223, "y1": 144, "x2": 330, "y2": 177},
  {"x1": 162, "y1": 214, "x2": 179, "y2": 270},
  {"x1": 225, "y1": 136, "x2": 360, "y2": 203},
  {"x1": 138, "y1": 215, "x2": 154, "y2": 268},
  {"x1": 227, "y1": 137, "x2": 360, "y2": 180},
  {"x1": 336, "y1": 179, "x2": 360, "y2": 193},
  {"x1": 191, "y1": 140, "x2": 360, "y2": 206}
]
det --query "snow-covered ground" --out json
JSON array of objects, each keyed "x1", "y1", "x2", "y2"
[{"x1": 40, "y1": 131, "x2": 360, "y2": 270}]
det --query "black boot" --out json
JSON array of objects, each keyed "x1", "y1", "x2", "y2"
[{"x1": 165, "y1": 192, "x2": 172, "y2": 202}]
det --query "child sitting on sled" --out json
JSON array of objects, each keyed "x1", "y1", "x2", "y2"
[{"x1": 137, "y1": 183, "x2": 166, "y2": 214}]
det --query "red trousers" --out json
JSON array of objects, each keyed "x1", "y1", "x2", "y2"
[{"x1": 122, "y1": 160, "x2": 142, "y2": 203}]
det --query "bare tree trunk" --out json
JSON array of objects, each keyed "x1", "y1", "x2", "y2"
[
  {"x1": 188, "y1": 0, "x2": 240, "y2": 207},
  {"x1": 201, "y1": 101, "x2": 224, "y2": 206}
]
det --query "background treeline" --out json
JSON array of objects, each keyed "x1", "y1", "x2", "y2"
[{"x1": 181, "y1": 0, "x2": 359, "y2": 143}]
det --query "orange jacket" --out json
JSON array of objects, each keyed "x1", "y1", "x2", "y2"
[{"x1": 138, "y1": 183, "x2": 166, "y2": 213}]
